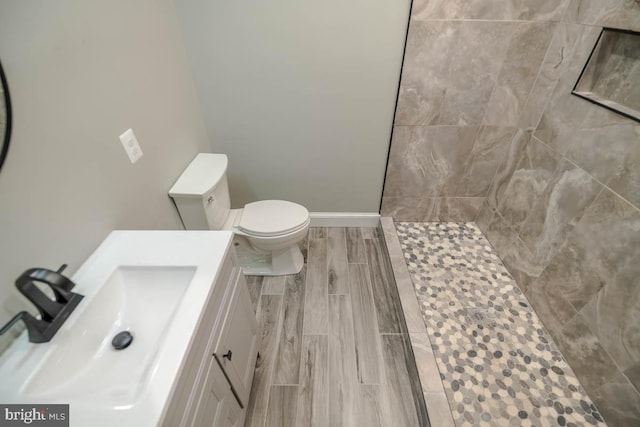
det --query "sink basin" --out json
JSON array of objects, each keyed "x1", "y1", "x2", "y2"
[
  {"x1": 23, "y1": 266, "x2": 195, "y2": 403},
  {"x1": 0, "y1": 230, "x2": 234, "y2": 426}
]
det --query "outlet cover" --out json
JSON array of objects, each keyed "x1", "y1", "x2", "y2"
[{"x1": 119, "y1": 128, "x2": 143, "y2": 164}]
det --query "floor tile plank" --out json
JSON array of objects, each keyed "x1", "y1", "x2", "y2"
[
  {"x1": 328, "y1": 295, "x2": 359, "y2": 426},
  {"x1": 303, "y1": 239, "x2": 328, "y2": 334},
  {"x1": 358, "y1": 385, "x2": 390, "y2": 427},
  {"x1": 360, "y1": 227, "x2": 380, "y2": 239},
  {"x1": 265, "y1": 386, "x2": 299, "y2": 427},
  {"x1": 365, "y1": 238, "x2": 403, "y2": 333},
  {"x1": 273, "y1": 266, "x2": 306, "y2": 385},
  {"x1": 402, "y1": 334, "x2": 431, "y2": 426},
  {"x1": 347, "y1": 263, "x2": 384, "y2": 384},
  {"x1": 346, "y1": 228, "x2": 366, "y2": 263},
  {"x1": 299, "y1": 230, "x2": 309, "y2": 263},
  {"x1": 309, "y1": 227, "x2": 326, "y2": 238},
  {"x1": 381, "y1": 335, "x2": 421, "y2": 427},
  {"x1": 295, "y1": 335, "x2": 329, "y2": 427},
  {"x1": 327, "y1": 228, "x2": 349, "y2": 295},
  {"x1": 244, "y1": 295, "x2": 283, "y2": 427},
  {"x1": 247, "y1": 227, "x2": 427, "y2": 427},
  {"x1": 244, "y1": 275, "x2": 264, "y2": 312},
  {"x1": 262, "y1": 276, "x2": 285, "y2": 295}
]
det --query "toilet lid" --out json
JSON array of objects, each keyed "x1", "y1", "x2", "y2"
[{"x1": 238, "y1": 200, "x2": 309, "y2": 236}]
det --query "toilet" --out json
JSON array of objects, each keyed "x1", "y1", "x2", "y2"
[{"x1": 169, "y1": 153, "x2": 309, "y2": 276}]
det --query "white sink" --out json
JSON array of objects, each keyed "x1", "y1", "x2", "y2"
[
  {"x1": 0, "y1": 231, "x2": 234, "y2": 426},
  {"x1": 23, "y1": 266, "x2": 195, "y2": 403}
]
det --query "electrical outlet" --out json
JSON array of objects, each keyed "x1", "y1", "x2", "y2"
[{"x1": 119, "y1": 128, "x2": 143, "y2": 164}]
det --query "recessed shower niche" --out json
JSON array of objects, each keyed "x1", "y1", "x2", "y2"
[{"x1": 573, "y1": 28, "x2": 640, "y2": 122}]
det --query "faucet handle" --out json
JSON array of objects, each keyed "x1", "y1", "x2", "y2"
[
  {"x1": 15, "y1": 266, "x2": 77, "y2": 321},
  {"x1": 30, "y1": 266, "x2": 75, "y2": 296},
  {"x1": 7, "y1": 265, "x2": 84, "y2": 344},
  {"x1": 52, "y1": 265, "x2": 75, "y2": 296}
]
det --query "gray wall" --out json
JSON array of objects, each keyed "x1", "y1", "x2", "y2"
[
  {"x1": 0, "y1": 0, "x2": 209, "y2": 351},
  {"x1": 173, "y1": 0, "x2": 410, "y2": 212},
  {"x1": 382, "y1": 0, "x2": 640, "y2": 425}
]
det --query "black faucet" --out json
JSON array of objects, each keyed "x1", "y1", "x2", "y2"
[{"x1": 0, "y1": 264, "x2": 84, "y2": 343}]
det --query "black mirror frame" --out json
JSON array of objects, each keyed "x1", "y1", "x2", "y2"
[{"x1": 0, "y1": 59, "x2": 12, "y2": 174}]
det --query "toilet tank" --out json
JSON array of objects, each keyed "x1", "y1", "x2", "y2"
[{"x1": 168, "y1": 153, "x2": 231, "y2": 230}]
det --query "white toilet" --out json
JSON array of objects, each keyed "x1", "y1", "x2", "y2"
[{"x1": 169, "y1": 153, "x2": 309, "y2": 276}]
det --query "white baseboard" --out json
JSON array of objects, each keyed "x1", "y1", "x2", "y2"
[{"x1": 309, "y1": 212, "x2": 380, "y2": 227}]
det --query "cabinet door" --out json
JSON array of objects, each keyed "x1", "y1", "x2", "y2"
[
  {"x1": 213, "y1": 272, "x2": 259, "y2": 406},
  {"x1": 217, "y1": 391, "x2": 242, "y2": 427},
  {"x1": 192, "y1": 358, "x2": 233, "y2": 427},
  {"x1": 161, "y1": 257, "x2": 236, "y2": 427}
]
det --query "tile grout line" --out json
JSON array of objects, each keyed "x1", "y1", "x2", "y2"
[
  {"x1": 534, "y1": 135, "x2": 640, "y2": 214},
  {"x1": 514, "y1": 21, "x2": 560, "y2": 130},
  {"x1": 477, "y1": 20, "x2": 520, "y2": 127},
  {"x1": 477, "y1": 127, "x2": 521, "y2": 211}
]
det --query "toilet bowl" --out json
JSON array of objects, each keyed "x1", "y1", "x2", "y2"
[
  {"x1": 169, "y1": 154, "x2": 309, "y2": 276},
  {"x1": 224, "y1": 200, "x2": 310, "y2": 275}
]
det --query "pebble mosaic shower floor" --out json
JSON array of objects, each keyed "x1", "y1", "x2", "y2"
[{"x1": 395, "y1": 222, "x2": 606, "y2": 427}]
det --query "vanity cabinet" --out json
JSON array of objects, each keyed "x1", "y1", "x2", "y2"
[
  {"x1": 161, "y1": 249, "x2": 258, "y2": 427},
  {"x1": 212, "y1": 266, "x2": 259, "y2": 406},
  {"x1": 192, "y1": 356, "x2": 242, "y2": 427}
]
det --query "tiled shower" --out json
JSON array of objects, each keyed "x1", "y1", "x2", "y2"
[{"x1": 382, "y1": 0, "x2": 640, "y2": 425}]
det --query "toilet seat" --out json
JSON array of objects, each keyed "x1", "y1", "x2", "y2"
[{"x1": 237, "y1": 200, "x2": 309, "y2": 237}]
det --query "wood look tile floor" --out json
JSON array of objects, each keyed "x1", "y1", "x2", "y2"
[{"x1": 243, "y1": 227, "x2": 426, "y2": 427}]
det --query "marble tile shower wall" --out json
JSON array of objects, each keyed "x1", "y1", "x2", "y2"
[
  {"x1": 382, "y1": 0, "x2": 568, "y2": 221},
  {"x1": 382, "y1": 1, "x2": 640, "y2": 426},
  {"x1": 474, "y1": 2, "x2": 640, "y2": 426}
]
